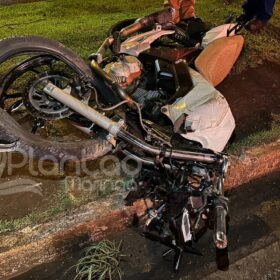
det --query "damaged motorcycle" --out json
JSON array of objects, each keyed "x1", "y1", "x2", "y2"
[{"x1": 0, "y1": 9, "x2": 246, "y2": 271}]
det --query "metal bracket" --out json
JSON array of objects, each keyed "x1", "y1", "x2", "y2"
[
  {"x1": 227, "y1": 23, "x2": 243, "y2": 37},
  {"x1": 106, "y1": 119, "x2": 125, "y2": 146},
  {"x1": 106, "y1": 133, "x2": 117, "y2": 147}
]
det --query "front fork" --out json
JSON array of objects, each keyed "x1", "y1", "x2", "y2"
[
  {"x1": 213, "y1": 177, "x2": 229, "y2": 250},
  {"x1": 214, "y1": 200, "x2": 228, "y2": 249}
]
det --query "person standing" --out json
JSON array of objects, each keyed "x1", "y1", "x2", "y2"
[{"x1": 164, "y1": 0, "x2": 276, "y2": 33}]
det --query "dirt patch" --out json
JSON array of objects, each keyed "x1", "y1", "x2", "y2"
[
  {"x1": 226, "y1": 140, "x2": 280, "y2": 189},
  {"x1": 218, "y1": 61, "x2": 280, "y2": 140},
  {"x1": 0, "y1": 177, "x2": 60, "y2": 220}
]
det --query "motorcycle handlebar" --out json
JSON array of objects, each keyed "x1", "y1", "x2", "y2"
[{"x1": 118, "y1": 129, "x2": 225, "y2": 165}]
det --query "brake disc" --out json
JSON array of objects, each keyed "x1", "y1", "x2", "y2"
[{"x1": 23, "y1": 74, "x2": 78, "y2": 120}]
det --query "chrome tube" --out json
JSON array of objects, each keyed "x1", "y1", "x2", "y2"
[
  {"x1": 90, "y1": 36, "x2": 114, "y2": 64},
  {"x1": 214, "y1": 204, "x2": 228, "y2": 249},
  {"x1": 43, "y1": 82, "x2": 123, "y2": 136},
  {"x1": 118, "y1": 129, "x2": 223, "y2": 164},
  {"x1": 122, "y1": 149, "x2": 171, "y2": 169},
  {"x1": 120, "y1": 22, "x2": 142, "y2": 37}
]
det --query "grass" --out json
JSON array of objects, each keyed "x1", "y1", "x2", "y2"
[
  {"x1": 0, "y1": 175, "x2": 133, "y2": 234},
  {"x1": 0, "y1": 0, "x2": 163, "y2": 59},
  {"x1": 71, "y1": 240, "x2": 123, "y2": 280},
  {"x1": 0, "y1": 0, "x2": 279, "y2": 61},
  {"x1": 0, "y1": 189, "x2": 79, "y2": 233},
  {"x1": 227, "y1": 122, "x2": 280, "y2": 155},
  {"x1": 0, "y1": 185, "x2": 93, "y2": 234},
  {"x1": 0, "y1": 215, "x2": 33, "y2": 233}
]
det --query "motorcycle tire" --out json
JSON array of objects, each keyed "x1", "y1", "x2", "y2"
[
  {"x1": 0, "y1": 36, "x2": 113, "y2": 162},
  {"x1": 0, "y1": 36, "x2": 93, "y2": 80}
]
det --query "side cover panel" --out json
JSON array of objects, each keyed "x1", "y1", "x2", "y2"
[{"x1": 195, "y1": 35, "x2": 244, "y2": 87}]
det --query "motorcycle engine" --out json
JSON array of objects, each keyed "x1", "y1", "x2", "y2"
[{"x1": 104, "y1": 56, "x2": 142, "y2": 93}]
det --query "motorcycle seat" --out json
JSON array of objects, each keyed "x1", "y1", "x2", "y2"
[{"x1": 195, "y1": 35, "x2": 244, "y2": 87}]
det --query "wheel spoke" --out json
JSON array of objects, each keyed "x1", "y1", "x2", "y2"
[
  {"x1": 0, "y1": 94, "x2": 6, "y2": 107},
  {"x1": 3, "y1": 93, "x2": 23, "y2": 100},
  {"x1": 7, "y1": 100, "x2": 24, "y2": 113},
  {"x1": 0, "y1": 52, "x2": 82, "y2": 141},
  {"x1": 0, "y1": 93, "x2": 23, "y2": 108}
]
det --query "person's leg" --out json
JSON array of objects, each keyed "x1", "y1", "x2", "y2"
[
  {"x1": 255, "y1": 0, "x2": 276, "y2": 22},
  {"x1": 243, "y1": 0, "x2": 276, "y2": 32},
  {"x1": 180, "y1": 0, "x2": 196, "y2": 20},
  {"x1": 242, "y1": 0, "x2": 260, "y2": 21},
  {"x1": 164, "y1": 0, "x2": 181, "y2": 23},
  {"x1": 164, "y1": 0, "x2": 195, "y2": 23}
]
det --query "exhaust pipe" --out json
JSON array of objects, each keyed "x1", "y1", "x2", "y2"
[
  {"x1": 43, "y1": 82, "x2": 123, "y2": 136},
  {"x1": 43, "y1": 83, "x2": 225, "y2": 165}
]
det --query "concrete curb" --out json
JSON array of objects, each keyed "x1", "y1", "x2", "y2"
[{"x1": 0, "y1": 200, "x2": 147, "y2": 279}]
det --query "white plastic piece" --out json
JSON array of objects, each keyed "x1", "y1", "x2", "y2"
[
  {"x1": 120, "y1": 28, "x2": 175, "y2": 56},
  {"x1": 162, "y1": 68, "x2": 235, "y2": 152},
  {"x1": 182, "y1": 208, "x2": 192, "y2": 242},
  {"x1": 202, "y1": 23, "x2": 237, "y2": 48}
]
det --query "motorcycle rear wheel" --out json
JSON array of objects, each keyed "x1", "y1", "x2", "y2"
[{"x1": 0, "y1": 36, "x2": 94, "y2": 141}]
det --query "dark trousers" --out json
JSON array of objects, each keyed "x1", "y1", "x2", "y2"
[{"x1": 243, "y1": 0, "x2": 276, "y2": 22}]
